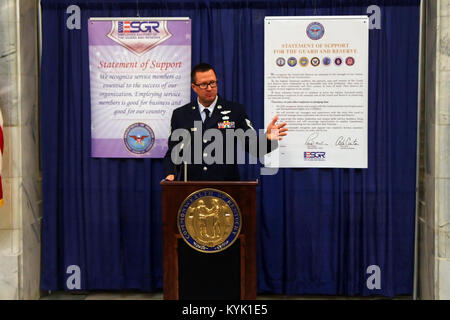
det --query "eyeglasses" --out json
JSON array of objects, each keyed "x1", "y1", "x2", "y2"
[{"x1": 193, "y1": 80, "x2": 218, "y2": 89}]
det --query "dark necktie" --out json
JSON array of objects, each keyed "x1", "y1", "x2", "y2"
[{"x1": 203, "y1": 108, "x2": 210, "y2": 123}]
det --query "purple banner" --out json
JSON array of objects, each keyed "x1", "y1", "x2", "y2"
[{"x1": 88, "y1": 18, "x2": 191, "y2": 158}]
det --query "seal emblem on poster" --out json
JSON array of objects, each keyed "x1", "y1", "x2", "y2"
[
  {"x1": 311, "y1": 57, "x2": 320, "y2": 66},
  {"x1": 178, "y1": 189, "x2": 242, "y2": 253},
  {"x1": 287, "y1": 57, "x2": 297, "y2": 67},
  {"x1": 346, "y1": 57, "x2": 355, "y2": 66},
  {"x1": 299, "y1": 57, "x2": 309, "y2": 67},
  {"x1": 306, "y1": 22, "x2": 325, "y2": 40},
  {"x1": 123, "y1": 122, "x2": 155, "y2": 154},
  {"x1": 276, "y1": 57, "x2": 286, "y2": 66}
]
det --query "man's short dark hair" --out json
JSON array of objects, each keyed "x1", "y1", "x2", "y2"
[{"x1": 191, "y1": 62, "x2": 216, "y2": 84}]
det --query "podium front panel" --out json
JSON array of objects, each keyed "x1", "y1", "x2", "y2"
[
  {"x1": 161, "y1": 181, "x2": 257, "y2": 300},
  {"x1": 178, "y1": 238, "x2": 241, "y2": 300}
]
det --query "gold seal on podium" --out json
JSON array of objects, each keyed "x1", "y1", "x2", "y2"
[{"x1": 178, "y1": 189, "x2": 242, "y2": 253}]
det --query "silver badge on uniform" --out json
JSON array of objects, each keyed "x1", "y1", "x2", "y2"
[{"x1": 245, "y1": 119, "x2": 255, "y2": 131}]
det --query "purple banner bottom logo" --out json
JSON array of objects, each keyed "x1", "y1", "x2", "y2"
[{"x1": 123, "y1": 122, "x2": 155, "y2": 155}]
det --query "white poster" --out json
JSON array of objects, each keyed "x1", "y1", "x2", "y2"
[{"x1": 264, "y1": 16, "x2": 368, "y2": 168}]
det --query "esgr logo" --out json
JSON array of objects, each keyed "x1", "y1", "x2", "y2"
[
  {"x1": 118, "y1": 21, "x2": 160, "y2": 33},
  {"x1": 107, "y1": 20, "x2": 172, "y2": 56},
  {"x1": 304, "y1": 151, "x2": 326, "y2": 161}
]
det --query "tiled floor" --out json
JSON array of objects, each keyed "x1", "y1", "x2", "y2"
[
  {"x1": 40, "y1": 291, "x2": 411, "y2": 300},
  {"x1": 40, "y1": 291, "x2": 162, "y2": 300}
]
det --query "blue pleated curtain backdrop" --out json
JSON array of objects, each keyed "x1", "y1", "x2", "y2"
[{"x1": 40, "y1": 0, "x2": 420, "y2": 296}]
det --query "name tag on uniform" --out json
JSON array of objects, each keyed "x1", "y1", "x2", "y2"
[{"x1": 218, "y1": 121, "x2": 235, "y2": 129}]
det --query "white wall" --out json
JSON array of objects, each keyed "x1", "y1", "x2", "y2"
[
  {"x1": 418, "y1": 0, "x2": 450, "y2": 300},
  {"x1": 0, "y1": 0, "x2": 41, "y2": 300}
]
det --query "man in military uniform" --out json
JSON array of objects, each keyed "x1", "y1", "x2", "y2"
[{"x1": 164, "y1": 62, "x2": 287, "y2": 181}]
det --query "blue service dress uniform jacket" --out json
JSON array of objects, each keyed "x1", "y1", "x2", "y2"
[{"x1": 164, "y1": 96, "x2": 276, "y2": 181}]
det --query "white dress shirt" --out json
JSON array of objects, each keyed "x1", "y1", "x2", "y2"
[{"x1": 198, "y1": 95, "x2": 218, "y2": 122}]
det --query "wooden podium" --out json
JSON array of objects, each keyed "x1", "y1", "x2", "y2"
[{"x1": 160, "y1": 180, "x2": 257, "y2": 300}]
